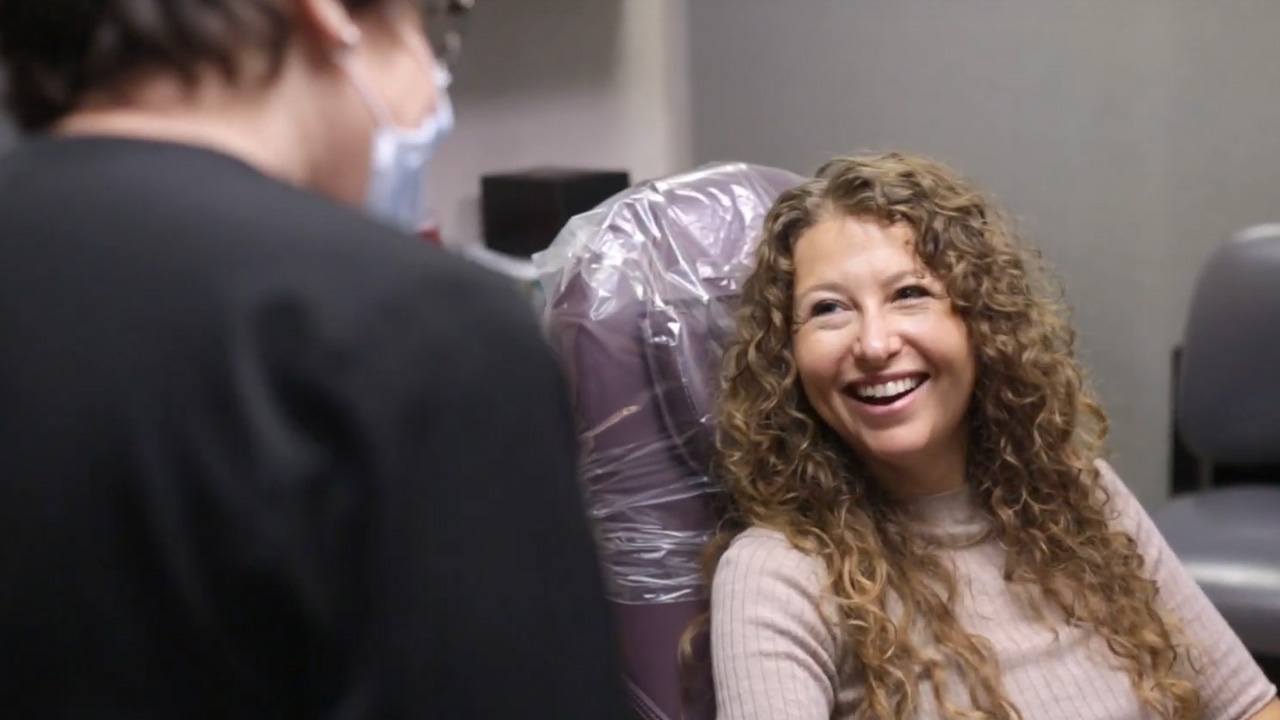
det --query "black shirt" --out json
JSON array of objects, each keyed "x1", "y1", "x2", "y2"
[{"x1": 0, "y1": 137, "x2": 626, "y2": 719}]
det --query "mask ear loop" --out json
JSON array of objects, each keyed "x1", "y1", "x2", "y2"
[
  {"x1": 430, "y1": 65, "x2": 455, "y2": 135},
  {"x1": 382, "y1": 1, "x2": 452, "y2": 107},
  {"x1": 337, "y1": 21, "x2": 452, "y2": 136},
  {"x1": 334, "y1": 26, "x2": 398, "y2": 128}
]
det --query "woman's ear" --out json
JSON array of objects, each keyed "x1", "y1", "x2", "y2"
[{"x1": 291, "y1": 0, "x2": 363, "y2": 50}]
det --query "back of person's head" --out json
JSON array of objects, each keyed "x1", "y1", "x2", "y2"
[
  {"x1": 0, "y1": 0, "x2": 386, "y2": 131},
  {"x1": 2, "y1": 0, "x2": 462, "y2": 229},
  {"x1": 710, "y1": 151, "x2": 1201, "y2": 719}
]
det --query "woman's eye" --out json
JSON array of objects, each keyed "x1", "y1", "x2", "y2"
[
  {"x1": 893, "y1": 285, "x2": 932, "y2": 302},
  {"x1": 810, "y1": 299, "x2": 842, "y2": 317}
]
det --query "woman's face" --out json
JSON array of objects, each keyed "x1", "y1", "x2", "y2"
[{"x1": 790, "y1": 215, "x2": 976, "y2": 494}]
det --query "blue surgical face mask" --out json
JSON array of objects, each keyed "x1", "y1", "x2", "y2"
[{"x1": 342, "y1": 52, "x2": 454, "y2": 233}]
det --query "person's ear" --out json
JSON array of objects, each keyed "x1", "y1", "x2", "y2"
[{"x1": 292, "y1": 0, "x2": 364, "y2": 50}]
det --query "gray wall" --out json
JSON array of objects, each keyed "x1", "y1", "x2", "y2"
[{"x1": 689, "y1": 0, "x2": 1280, "y2": 507}]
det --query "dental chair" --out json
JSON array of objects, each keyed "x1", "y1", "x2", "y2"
[{"x1": 535, "y1": 163, "x2": 803, "y2": 720}]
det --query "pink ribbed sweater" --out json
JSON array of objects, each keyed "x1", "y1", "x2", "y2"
[{"x1": 710, "y1": 461, "x2": 1276, "y2": 719}]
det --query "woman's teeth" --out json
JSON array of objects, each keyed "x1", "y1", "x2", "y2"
[{"x1": 854, "y1": 376, "x2": 924, "y2": 400}]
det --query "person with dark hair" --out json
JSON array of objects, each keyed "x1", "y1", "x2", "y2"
[
  {"x1": 0, "y1": 1, "x2": 628, "y2": 718},
  {"x1": 706, "y1": 152, "x2": 1279, "y2": 719}
]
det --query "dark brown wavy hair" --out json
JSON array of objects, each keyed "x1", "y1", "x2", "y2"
[
  {"x1": 706, "y1": 152, "x2": 1198, "y2": 718},
  {"x1": 0, "y1": 0, "x2": 391, "y2": 131}
]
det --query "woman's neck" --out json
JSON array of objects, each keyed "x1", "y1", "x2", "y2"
[{"x1": 867, "y1": 439, "x2": 969, "y2": 500}]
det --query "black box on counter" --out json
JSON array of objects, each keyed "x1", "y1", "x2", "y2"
[{"x1": 481, "y1": 168, "x2": 631, "y2": 256}]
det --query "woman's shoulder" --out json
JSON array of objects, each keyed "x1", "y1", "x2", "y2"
[
  {"x1": 713, "y1": 526, "x2": 829, "y2": 595},
  {"x1": 1092, "y1": 458, "x2": 1126, "y2": 494},
  {"x1": 1090, "y1": 458, "x2": 1147, "y2": 527},
  {"x1": 710, "y1": 529, "x2": 849, "y2": 715},
  {"x1": 723, "y1": 525, "x2": 823, "y2": 560}
]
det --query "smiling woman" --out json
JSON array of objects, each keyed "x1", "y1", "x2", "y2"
[
  {"x1": 791, "y1": 217, "x2": 976, "y2": 499},
  {"x1": 706, "y1": 152, "x2": 1280, "y2": 720}
]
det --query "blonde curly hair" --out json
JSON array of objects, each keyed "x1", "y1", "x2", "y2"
[{"x1": 707, "y1": 152, "x2": 1198, "y2": 719}]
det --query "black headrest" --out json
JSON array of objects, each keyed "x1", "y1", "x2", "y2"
[{"x1": 1178, "y1": 224, "x2": 1280, "y2": 464}]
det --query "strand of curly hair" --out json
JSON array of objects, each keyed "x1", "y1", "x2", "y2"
[{"x1": 704, "y1": 152, "x2": 1199, "y2": 719}]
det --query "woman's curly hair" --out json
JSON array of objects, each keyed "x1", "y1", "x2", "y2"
[{"x1": 707, "y1": 151, "x2": 1199, "y2": 719}]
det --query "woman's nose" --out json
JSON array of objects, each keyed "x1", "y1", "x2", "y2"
[{"x1": 853, "y1": 312, "x2": 903, "y2": 365}]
